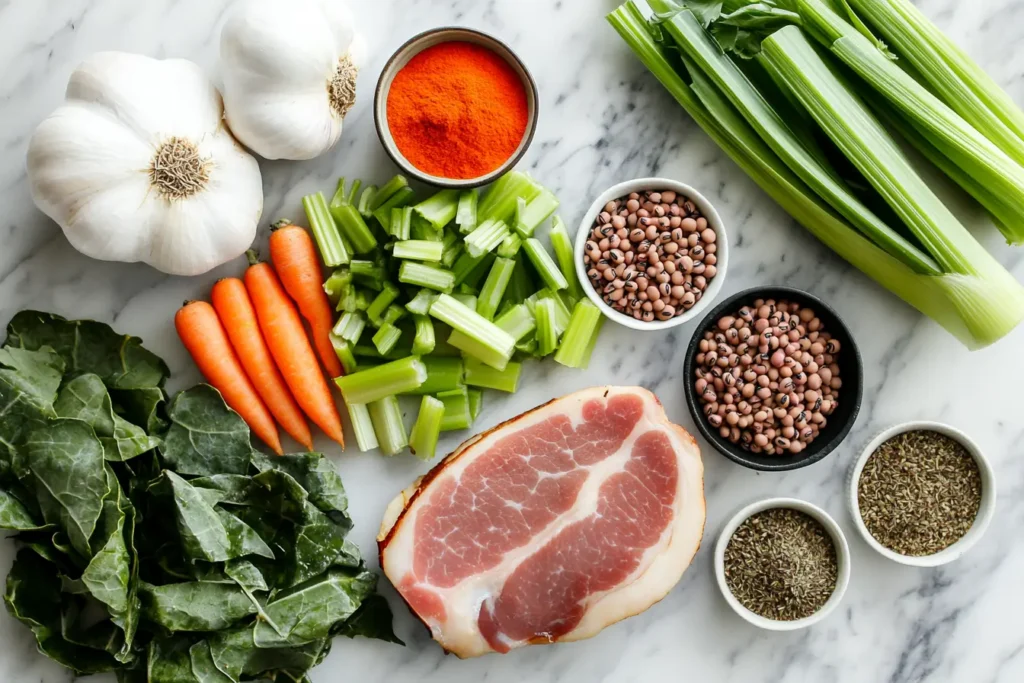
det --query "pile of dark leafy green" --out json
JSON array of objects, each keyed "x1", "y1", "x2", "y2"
[{"x1": 0, "y1": 311, "x2": 399, "y2": 682}]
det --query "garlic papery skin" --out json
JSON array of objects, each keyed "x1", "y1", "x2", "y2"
[
  {"x1": 219, "y1": 0, "x2": 365, "y2": 161},
  {"x1": 27, "y1": 51, "x2": 264, "y2": 277}
]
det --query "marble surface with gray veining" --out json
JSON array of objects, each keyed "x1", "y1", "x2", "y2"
[{"x1": 2, "y1": 0, "x2": 1023, "y2": 681}]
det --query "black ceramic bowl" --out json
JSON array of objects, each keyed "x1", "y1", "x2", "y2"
[{"x1": 683, "y1": 286, "x2": 863, "y2": 472}]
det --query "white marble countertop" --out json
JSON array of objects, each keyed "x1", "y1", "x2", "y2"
[{"x1": 2, "y1": 0, "x2": 1023, "y2": 681}]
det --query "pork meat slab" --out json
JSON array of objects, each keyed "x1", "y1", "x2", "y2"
[{"x1": 378, "y1": 386, "x2": 705, "y2": 657}]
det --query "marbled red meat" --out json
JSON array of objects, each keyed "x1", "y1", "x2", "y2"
[{"x1": 378, "y1": 387, "x2": 705, "y2": 657}]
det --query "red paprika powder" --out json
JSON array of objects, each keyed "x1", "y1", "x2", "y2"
[{"x1": 386, "y1": 41, "x2": 529, "y2": 180}]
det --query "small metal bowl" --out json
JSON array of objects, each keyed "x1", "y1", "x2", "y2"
[
  {"x1": 715, "y1": 497, "x2": 851, "y2": 631},
  {"x1": 373, "y1": 27, "x2": 538, "y2": 189},
  {"x1": 574, "y1": 177, "x2": 729, "y2": 331},
  {"x1": 683, "y1": 286, "x2": 863, "y2": 472},
  {"x1": 847, "y1": 421, "x2": 997, "y2": 567}
]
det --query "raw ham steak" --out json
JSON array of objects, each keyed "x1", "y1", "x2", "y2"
[{"x1": 378, "y1": 386, "x2": 705, "y2": 657}]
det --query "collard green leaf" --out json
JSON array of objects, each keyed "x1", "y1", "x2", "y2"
[
  {"x1": 335, "y1": 594, "x2": 404, "y2": 644},
  {"x1": 54, "y1": 374, "x2": 160, "y2": 461},
  {"x1": 190, "y1": 474, "x2": 261, "y2": 506},
  {"x1": 139, "y1": 581, "x2": 256, "y2": 632},
  {"x1": 224, "y1": 559, "x2": 267, "y2": 593},
  {"x1": 110, "y1": 386, "x2": 168, "y2": 434},
  {"x1": 25, "y1": 418, "x2": 110, "y2": 558},
  {"x1": 165, "y1": 472, "x2": 273, "y2": 563},
  {"x1": 254, "y1": 569, "x2": 378, "y2": 647},
  {"x1": 189, "y1": 640, "x2": 234, "y2": 683},
  {"x1": 0, "y1": 346, "x2": 64, "y2": 407},
  {"x1": 146, "y1": 636, "x2": 197, "y2": 683},
  {"x1": 81, "y1": 467, "x2": 131, "y2": 615},
  {"x1": 291, "y1": 501, "x2": 349, "y2": 586},
  {"x1": 0, "y1": 488, "x2": 47, "y2": 530},
  {"x1": 207, "y1": 627, "x2": 331, "y2": 683},
  {"x1": 0, "y1": 347, "x2": 63, "y2": 477},
  {"x1": 4, "y1": 549, "x2": 118, "y2": 675},
  {"x1": 5, "y1": 310, "x2": 169, "y2": 390},
  {"x1": 251, "y1": 452, "x2": 350, "y2": 521},
  {"x1": 160, "y1": 386, "x2": 252, "y2": 476}
]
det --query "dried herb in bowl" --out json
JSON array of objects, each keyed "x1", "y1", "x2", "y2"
[
  {"x1": 724, "y1": 508, "x2": 838, "y2": 621},
  {"x1": 858, "y1": 430, "x2": 982, "y2": 556}
]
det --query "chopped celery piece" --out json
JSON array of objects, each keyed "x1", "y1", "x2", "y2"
[
  {"x1": 516, "y1": 336, "x2": 538, "y2": 356},
  {"x1": 522, "y1": 238, "x2": 568, "y2": 291},
  {"x1": 412, "y1": 314, "x2": 436, "y2": 355},
  {"x1": 514, "y1": 188, "x2": 560, "y2": 238},
  {"x1": 369, "y1": 175, "x2": 409, "y2": 211},
  {"x1": 406, "y1": 289, "x2": 439, "y2": 315},
  {"x1": 459, "y1": 252, "x2": 496, "y2": 290},
  {"x1": 323, "y1": 269, "x2": 352, "y2": 302},
  {"x1": 554, "y1": 300, "x2": 605, "y2": 369},
  {"x1": 334, "y1": 356, "x2": 426, "y2": 404},
  {"x1": 447, "y1": 330, "x2": 510, "y2": 371},
  {"x1": 366, "y1": 282, "x2": 400, "y2": 326},
  {"x1": 436, "y1": 388, "x2": 472, "y2": 431},
  {"x1": 368, "y1": 395, "x2": 407, "y2": 456},
  {"x1": 514, "y1": 197, "x2": 528, "y2": 237},
  {"x1": 467, "y1": 389, "x2": 483, "y2": 421},
  {"x1": 549, "y1": 216, "x2": 583, "y2": 299},
  {"x1": 476, "y1": 257, "x2": 516, "y2": 320},
  {"x1": 456, "y1": 189, "x2": 479, "y2": 234},
  {"x1": 464, "y1": 219, "x2": 511, "y2": 258},
  {"x1": 350, "y1": 260, "x2": 386, "y2": 290},
  {"x1": 337, "y1": 287, "x2": 371, "y2": 313},
  {"x1": 383, "y1": 304, "x2": 406, "y2": 326},
  {"x1": 332, "y1": 311, "x2": 366, "y2": 344},
  {"x1": 451, "y1": 251, "x2": 487, "y2": 286},
  {"x1": 347, "y1": 402, "x2": 378, "y2": 452},
  {"x1": 431, "y1": 324, "x2": 463, "y2": 357},
  {"x1": 409, "y1": 396, "x2": 446, "y2": 460},
  {"x1": 329, "y1": 334, "x2": 359, "y2": 374},
  {"x1": 430, "y1": 294, "x2": 516, "y2": 370},
  {"x1": 535, "y1": 298, "x2": 560, "y2": 356},
  {"x1": 393, "y1": 240, "x2": 444, "y2": 262},
  {"x1": 373, "y1": 186, "x2": 416, "y2": 230},
  {"x1": 496, "y1": 232, "x2": 523, "y2": 258},
  {"x1": 452, "y1": 292, "x2": 477, "y2": 311},
  {"x1": 478, "y1": 171, "x2": 542, "y2": 224},
  {"x1": 441, "y1": 230, "x2": 463, "y2": 267},
  {"x1": 400, "y1": 356, "x2": 464, "y2": 395},
  {"x1": 503, "y1": 256, "x2": 535, "y2": 306},
  {"x1": 414, "y1": 189, "x2": 460, "y2": 231},
  {"x1": 495, "y1": 303, "x2": 537, "y2": 341},
  {"x1": 330, "y1": 176, "x2": 360, "y2": 207},
  {"x1": 390, "y1": 206, "x2": 412, "y2": 240},
  {"x1": 302, "y1": 191, "x2": 351, "y2": 267},
  {"x1": 357, "y1": 185, "x2": 378, "y2": 217},
  {"x1": 372, "y1": 322, "x2": 402, "y2": 356},
  {"x1": 464, "y1": 358, "x2": 522, "y2": 393},
  {"x1": 328, "y1": 181, "x2": 377, "y2": 253},
  {"x1": 399, "y1": 261, "x2": 455, "y2": 293}
]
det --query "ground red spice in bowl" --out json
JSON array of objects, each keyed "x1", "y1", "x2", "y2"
[{"x1": 386, "y1": 41, "x2": 529, "y2": 180}]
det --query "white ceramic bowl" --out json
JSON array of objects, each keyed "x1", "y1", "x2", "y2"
[
  {"x1": 714, "y1": 497, "x2": 851, "y2": 631},
  {"x1": 574, "y1": 178, "x2": 728, "y2": 331},
  {"x1": 847, "y1": 421, "x2": 996, "y2": 568}
]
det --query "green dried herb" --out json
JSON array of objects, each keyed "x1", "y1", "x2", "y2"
[
  {"x1": 724, "y1": 508, "x2": 838, "y2": 621},
  {"x1": 858, "y1": 429, "x2": 981, "y2": 556}
]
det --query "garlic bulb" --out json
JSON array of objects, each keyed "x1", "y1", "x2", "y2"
[
  {"x1": 219, "y1": 0, "x2": 366, "y2": 161},
  {"x1": 27, "y1": 52, "x2": 263, "y2": 277}
]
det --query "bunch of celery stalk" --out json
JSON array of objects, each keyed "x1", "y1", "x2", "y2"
[
  {"x1": 302, "y1": 172, "x2": 603, "y2": 459},
  {"x1": 609, "y1": 0, "x2": 1024, "y2": 349}
]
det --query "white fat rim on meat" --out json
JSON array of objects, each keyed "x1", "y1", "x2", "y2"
[{"x1": 379, "y1": 386, "x2": 705, "y2": 658}]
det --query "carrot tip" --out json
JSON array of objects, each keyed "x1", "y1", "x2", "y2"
[
  {"x1": 271, "y1": 219, "x2": 295, "y2": 231},
  {"x1": 246, "y1": 250, "x2": 261, "y2": 266}
]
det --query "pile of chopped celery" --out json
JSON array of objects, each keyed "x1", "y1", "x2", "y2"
[
  {"x1": 608, "y1": 0, "x2": 1024, "y2": 350},
  {"x1": 305, "y1": 172, "x2": 605, "y2": 459}
]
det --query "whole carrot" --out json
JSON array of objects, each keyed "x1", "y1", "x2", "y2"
[
  {"x1": 269, "y1": 221, "x2": 343, "y2": 378},
  {"x1": 174, "y1": 300, "x2": 283, "y2": 455},
  {"x1": 211, "y1": 278, "x2": 314, "y2": 451},
  {"x1": 244, "y1": 252, "x2": 345, "y2": 447}
]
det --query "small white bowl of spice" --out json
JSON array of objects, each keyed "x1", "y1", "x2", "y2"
[
  {"x1": 715, "y1": 497, "x2": 851, "y2": 631},
  {"x1": 848, "y1": 422, "x2": 996, "y2": 567},
  {"x1": 575, "y1": 177, "x2": 728, "y2": 331}
]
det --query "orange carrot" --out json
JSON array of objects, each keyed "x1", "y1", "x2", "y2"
[
  {"x1": 269, "y1": 222, "x2": 344, "y2": 378},
  {"x1": 174, "y1": 300, "x2": 283, "y2": 455},
  {"x1": 211, "y1": 278, "x2": 314, "y2": 451},
  {"x1": 244, "y1": 252, "x2": 345, "y2": 447}
]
